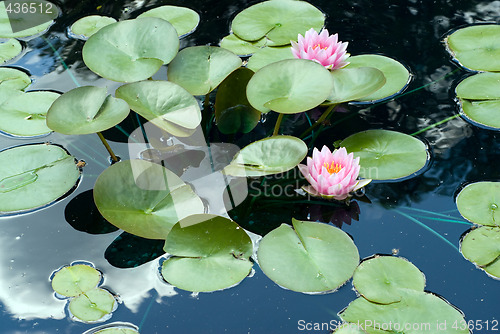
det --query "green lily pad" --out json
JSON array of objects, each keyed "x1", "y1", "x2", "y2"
[
  {"x1": 138, "y1": 5, "x2": 200, "y2": 37},
  {"x1": 257, "y1": 219, "x2": 359, "y2": 293},
  {"x1": 0, "y1": 38, "x2": 22, "y2": 64},
  {"x1": 69, "y1": 288, "x2": 116, "y2": 323},
  {"x1": 0, "y1": 0, "x2": 57, "y2": 38},
  {"x1": 220, "y1": 33, "x2": 268, "y2": 56},
  {"x1": 82, "y1": 18, "x2": 179, "y2": 82},
  {"x1": 46, "y1": 86, "x2": 129, "y2": 135},
  {"x1": 445, "y1": 24, "x2": 500, "y2": 72},
  {"x1": 93, "y1": 159, "x2": 205, "y2": 239},
  {"x1": 94, "y1": 328, "x2": 139, "y2": 334},
  {"x1": 115, "y1": 80, "x2": 201, "y2": 137},
  {"x1": 459, "y1": 99, "x2": 500, "y2": 130},
  {"x1": 215, "y1": 68, "x2": 260, "y2": 134},
  {"x1": 456, "y1": 182, "x2": 500, "y2": 226},
  {"x1": 346, "y1": 55, "x2": 410, "y2": 102},
  {"x1": 352, "y1": 256, "x2": 425, "y2": 304},
  {"x1": 340, "y1": 130, "x2": 428, "y2": 180},
  {"x1": 223, "y1": 135, "x2": 307, "y2": 177},
  {"x1": 0, "y1": 67, "x2": 31, "y2": 90},
  {"x1": 69, "y1": 15, "x2": 117, "y2": 39},
  {"x1": 0, "y1": 89, "x2": 59, "y2": 137},
  {"x1": 51, "y1": 264, "x2": 101, "y2": 297},
  {"x1": 0, "y1": 144, "x2": 81, "y2": 214},
  {"x1": 246, "y1": 46, "x2": 294, "y2": 72},
  {"x1": 484, "y1": 257, "x2": 500, "y2": 278},
  {"x1": 333, "y1": 324, "x2": 367, "y2": 334},
  {"x1": 161, "y1": 214, "x2": 253, "y2": 292},
  {"x1": 246, "y1": 59, "x2": 333, "y2": 113},
  {"x1": 167, "y1": 46, "x2": 242, "y2": 95},
  {"x1": 326, "y1": 67, "x2": 386, "y2": 104},
  {"x1": 461, "y1": 226, "x2": 500, "y2": 267},
  {"x1": 231, "y1": 0, "x2": 324, "y2": 46}
]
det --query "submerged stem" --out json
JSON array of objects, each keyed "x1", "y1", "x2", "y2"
[
  {"x1": 300, "y1": 104, "x2": 336, "y2": 138},
  {"x1": 272, "y1": 113, "x2": 284, "y2": 136},
  {"x1": 97, "y1": 132, "x2": 119, "y2": 163},
  {"x1": 411, "y1": 114, "x2": 461, "y2": 136}
]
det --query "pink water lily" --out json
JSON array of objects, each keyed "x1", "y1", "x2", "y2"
[
  {"x1": 298, "y1": 146, "x2": 371, "y2": 201},
  {"x1": 291, "y1": 28, "x2": 350, "y2": 70}
]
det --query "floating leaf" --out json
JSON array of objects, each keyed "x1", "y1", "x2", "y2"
[
  {"x1": 0, "y1": 144, "x2": 81, "y2": 214},
  {"x1": 484, "y1": 257, "x2": 500, "y2": 278},
  {"x1": 167, "y1": 46, "x2": 242, "y2": 95},
  {"x1": 0, "y1": 67, "x2": 31, "y2": 90},
  {"x1": 333, "y1": 324, "x2": 367, "y2": 334},
  {"x1": 257, "y1": 219, "x2": 359, "y2": 293},
  {"x1": 46, "y1": 86, "x2": 129, "y2": 135},
  {"x1": 161, "y1": 215, "x2": 253, "y2": 292},
  {"x1": 326, "y1": 67, "x2": 386, "y2": 104},
  {"x1": 69, "y1": 288, "x2": 116, "y2": 323},
  {"x1": 0, "y1": 38, "x2": 22, "y2": 64},
  {"x1": 246, "y1": 59, "x2": 333, "y2": 113},
  {"x1": 0, "y1": 89, "x2": 59, "y2": 137},
  {"x1": 340, "y1": 130, "x2": 428, "y2": 180},
  {"x1": 456, "y1": 181, "x2": 500, "y2": 226},
  {"x1": 220, "y1": 33, "x2": 268, "y2": 56},
  {"x1": 93, "y1": 328, "x2": 139, "y2": 334},
  {"x1": 51, "y1": 264, "x2": 101, "y2": 297},
  {"x1": 246, "y1": 46, "x2": 294, "y2": 72},
  {"x1": 93, "y1": 159, "x2": 205, "y2": 239},
  {"x1": 445, "y1": 24, "x2": 500, "y2": 72},
  {"x1": 0, "y1": 0, "x2": 57, "y2": 38},
  {"x1": 231, "y1": 0, "x2": 324, "y2": 46},
  {"x1": 352, "y1": 256, "x2": 425, "y2": 304},
  {"x1": 223, "y1": 136, "x2": 307, "y2": 177},
  {"x1": 138, "y1": 5, "x2": 200, "y2": 37},
  {"x1": 69, "y1": 15, "x2": 117, "y2": 39},
  {"x1": 461, "y1": 226, "x2": 500, "y2": 267},
  {"x1": 459, "y1": 100, "x2": 500, "y2": 130},
  {"x1": 346, "y1": 55, "x2": 410, "y2": 103},
  {"x1": 83, "y1": 18, "x2": 179, "y2": 82}
]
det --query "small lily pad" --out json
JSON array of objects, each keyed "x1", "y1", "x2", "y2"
[
  {"x1": 223, "y1": 135, "x2": 307, "y2": 177},
  {"x1": 340, "y1": 130, "x2": 428, "y2": 180},
  {"x1": 137, "y1": 5, "x2": 200, "y2": 37},
  {"x1": 461, "y1": 226, "x2": 500, "y2": 267},
  {"x1": 0, "y1": 38, "x2": 22, "y2": 64},
  {"x1": 456, "y1": 181, "x2": 500, "y2": 226},
  {"x1": 69, "y1": 288, "x2": 116, "y2": 323},
  {"x1": 93, "y1": 328, "x2": 139, "y2": 334},
  {"x1": 161, "y1": 215, "x2": 253, "y2": 292},
  {"x1": 0, "y1": 67, "x2": 31, "y2": 90},
  {"x1": 167, "y1": 46, "x2": 242, "y2": 95},
  {"x1": 220, "y1": 33, "x2": 268, "y2": 56},
  {"x1": 257, "y1": 219, "x2": 359, "y2": 293},
  {"x1": 246, "y1": 46, "x2": 295, "y2": 72},
  {"x1": 246, "y1": 59, "x2": 333, "y2": 113},
  {"x1": 326, "y1": 67, "x2": 386, "y2": 104},
  {"x1": 46, "y1": 86, "x2": 130, "y2": 135},
  {"x1": 0, "y1": 0, "x2": 57, "y2": 38},
  {"x1": 69, "y1": 15, "x2": 117, "y2": 39},
  {"x1": 51, "y1": 264, "x2": 101, "y2": 297}
]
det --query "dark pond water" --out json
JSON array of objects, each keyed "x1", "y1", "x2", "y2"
[{"x1": 0, "y1": 0, "x2": 499, "y2": 333}]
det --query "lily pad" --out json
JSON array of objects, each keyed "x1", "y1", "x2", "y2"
[
  {"x1": 461, "y1": 226, "x2": 500, "y2": 267},
  {"x1": 137, "y1": 5, "x2": 200, "y2": 37},
  {"x1": 0, "y1": 38, "x2": 22, "y2": 64},
  {"x1": 223, "y1": 136, "x2": 307, "y2": 177},
  {"x1": 0, "y1": 0, "x2": 57, "y2": 38},
  {"x1": 167, "y1": 46, "x2": 242, "y2": 95},
  {"x1": 93, "y1": 328, "x2": 139, "y2": 334},
  {"x1": 340, "y1": 130, "x2": 428, "y2": 180},
  {"x1": 51, "y1": 264, "x2": 101, "y2": 297},
  {"x1": 456, "y1": 181, "x2": 500, "y2": 226},
  {"x1": 445, "y1": 24, "x2": 500, "y2": 72},
  {"x1": 352, "y1": 256, "x2": 425, "y2": 304},
  {"x1": 46, "y1": 86, "x2": 130, "y2": 135},
  {"x1": 333, "y1": 324, "x2": 367, "y2": 334},
  {"x1": 220, "y1": 33, "x2": 268, "y2": 56},
  {"x1": 246, "y1": 59, "x2": 333, "y2": 113},
  {"x1": 161, "y1": 214, "x2": 253, "y2": 292},
  {"x1": 69, "y1": 15, "x2": 117, "y2": 39},
  {"x1": 69, "y1": 288, "x2": 116, "y2": 323},
  {"x1": 231, "y1": 0, "x2": 324, "y2": 46},
  {"x1": 459, "y1": 100, "x2": 500, "y2": 130},
  {"x1": 0, "y1": 89, "x2": 59, "y2": 137},
  {"x1": 115, "y1": 80, "x2": 201, "y2": 137},
  {"x1": 0, "y1": 144, "x2": 81, "y2": 214},
  {"x1": 0, "y1": 67, "x2": 31, "y2": 90},
  {"x1": 346, "y1": 55, "x2": 410, "y2": 103},
  {"x1": 257, "y1": 219, "x2": 359, "y2": 293},
  {"x1": 484, "y1": 257, "x2": 500, "y2": 278},
  {"x1": 82, "y1": 18, "x2": 179, "y2": 82},
  {"x1": 326, "y1": 67, "x2": 386, "y2": 104},
  {"x1": 246, "y1": 46, "x2": 295, "y2": 72},
  {"x1": 93, "y1": 159, "x2": 205, "y2": 239}
]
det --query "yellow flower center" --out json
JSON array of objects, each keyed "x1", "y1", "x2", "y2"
[
  {"x1": 324, "y1": 161, "x2": 342, "y2": 174},
  {"x1": 313, "y1": 43, "x2": 328, "y2": 50}
]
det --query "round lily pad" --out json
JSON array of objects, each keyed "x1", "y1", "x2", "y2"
[
  {"x1": 115, "y1": 80, "x2": 201, "y2": 137},
  {"x1": 257, "y1": 219, "x2": 359, "y2": 293},
  {"x1": 0, "y1": 67, "x2": 31, "y2": 90},
  {"x1": 220, "y1": 34, "x2": 268, "y2": 56},
  {"x1": 326, "y1": 67, "x2": 386, "y2": 104},
  {"x1": 352, "y1": 256, "x2": 425, "y2": 304},
  {"x1": 246, "y1": 59, "x2": 333, "y2": 113},
  {"x1": 461, "y1": 226, "x2": 500, "y2": 267},
  {"x1": 0, "y1": 144, "x2": 81, "y2": 214},
  {"x1": 51, "y1": 264, "x2": 101, "y2": 297},
  {"x1": 0, "y1": 38, "x2": 22, "y2": 64},
  {"x1": 456, "y1": 181, "x2": 500, "y2": 226},
  {"x1": 340, "y1": 130, "x2": 428, "y2": 180},
  {"x1": 161, "y1": 214, "x2": 253, "y2": 292},
  {"x1": 0, "y1": 89, "x2": 59, "y2": 137},
  {"x1": 83, "y1": 18, "x2": 179, "y2": 82},
  {"x1": 445, "y1": 24, "x2": 500, "y2": 72},
  {"x1": 484, "y1": 257, "x2": 500, "y2": 278},
  {"x1": 93, "y1": 159, "x2": 205, "y2": 239},
  {"x1": 69, "y1": 15, "x2": 117, "y2": 39},
  {"x1": 459, "y1": 100, "x2": 500, "y2": 130},
  {"x1": 137, "y1": 5, "x2": 200, "y2": 37},
  {"x1": 0, "y1": 0, "x2": 58, "y2": 39},
  {"x1": 231, "y1": 0, "x2": 324, "y2": 46},
  {"x1": 223, "y1": 135, "x2": 307, "y2": 177},
  {"x1": 167, "y1": 46, "x2": 242, "y2": 95},
  {"x1": 333, "y1": 324, "x2": 367, "y2": 334},
  {"x1": 46, "y1": 86, "x2": 130, "y2": 135},
  {"x1": 94, "y1": 328, "x2": 139, "y2": 334},
  {"x1": 346, "y1": 54, "x2": 410, "y2": 103},
  {"x1": 69, "y1": 288, "x2": 116, "y2": 323},
  {"x1": 246, "y1": 46, "x2": 294, "y2": 72}
]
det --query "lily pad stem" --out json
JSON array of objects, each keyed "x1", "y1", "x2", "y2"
[
  {"x1": 203, "y1": 93, "x2": 210, "y2": 110},
  {"x1": 410, "y1": 114, "x2": 460, "y2": 136},
  {"x1": 272, "y1": 113, "x2": 284, "y2": 136},
  {"x1": 300, "y1": 104, "x2": 337, "y2": 138},
  {"x1": 97, "y1": 132, "x2": 119, "y2": 163}
]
